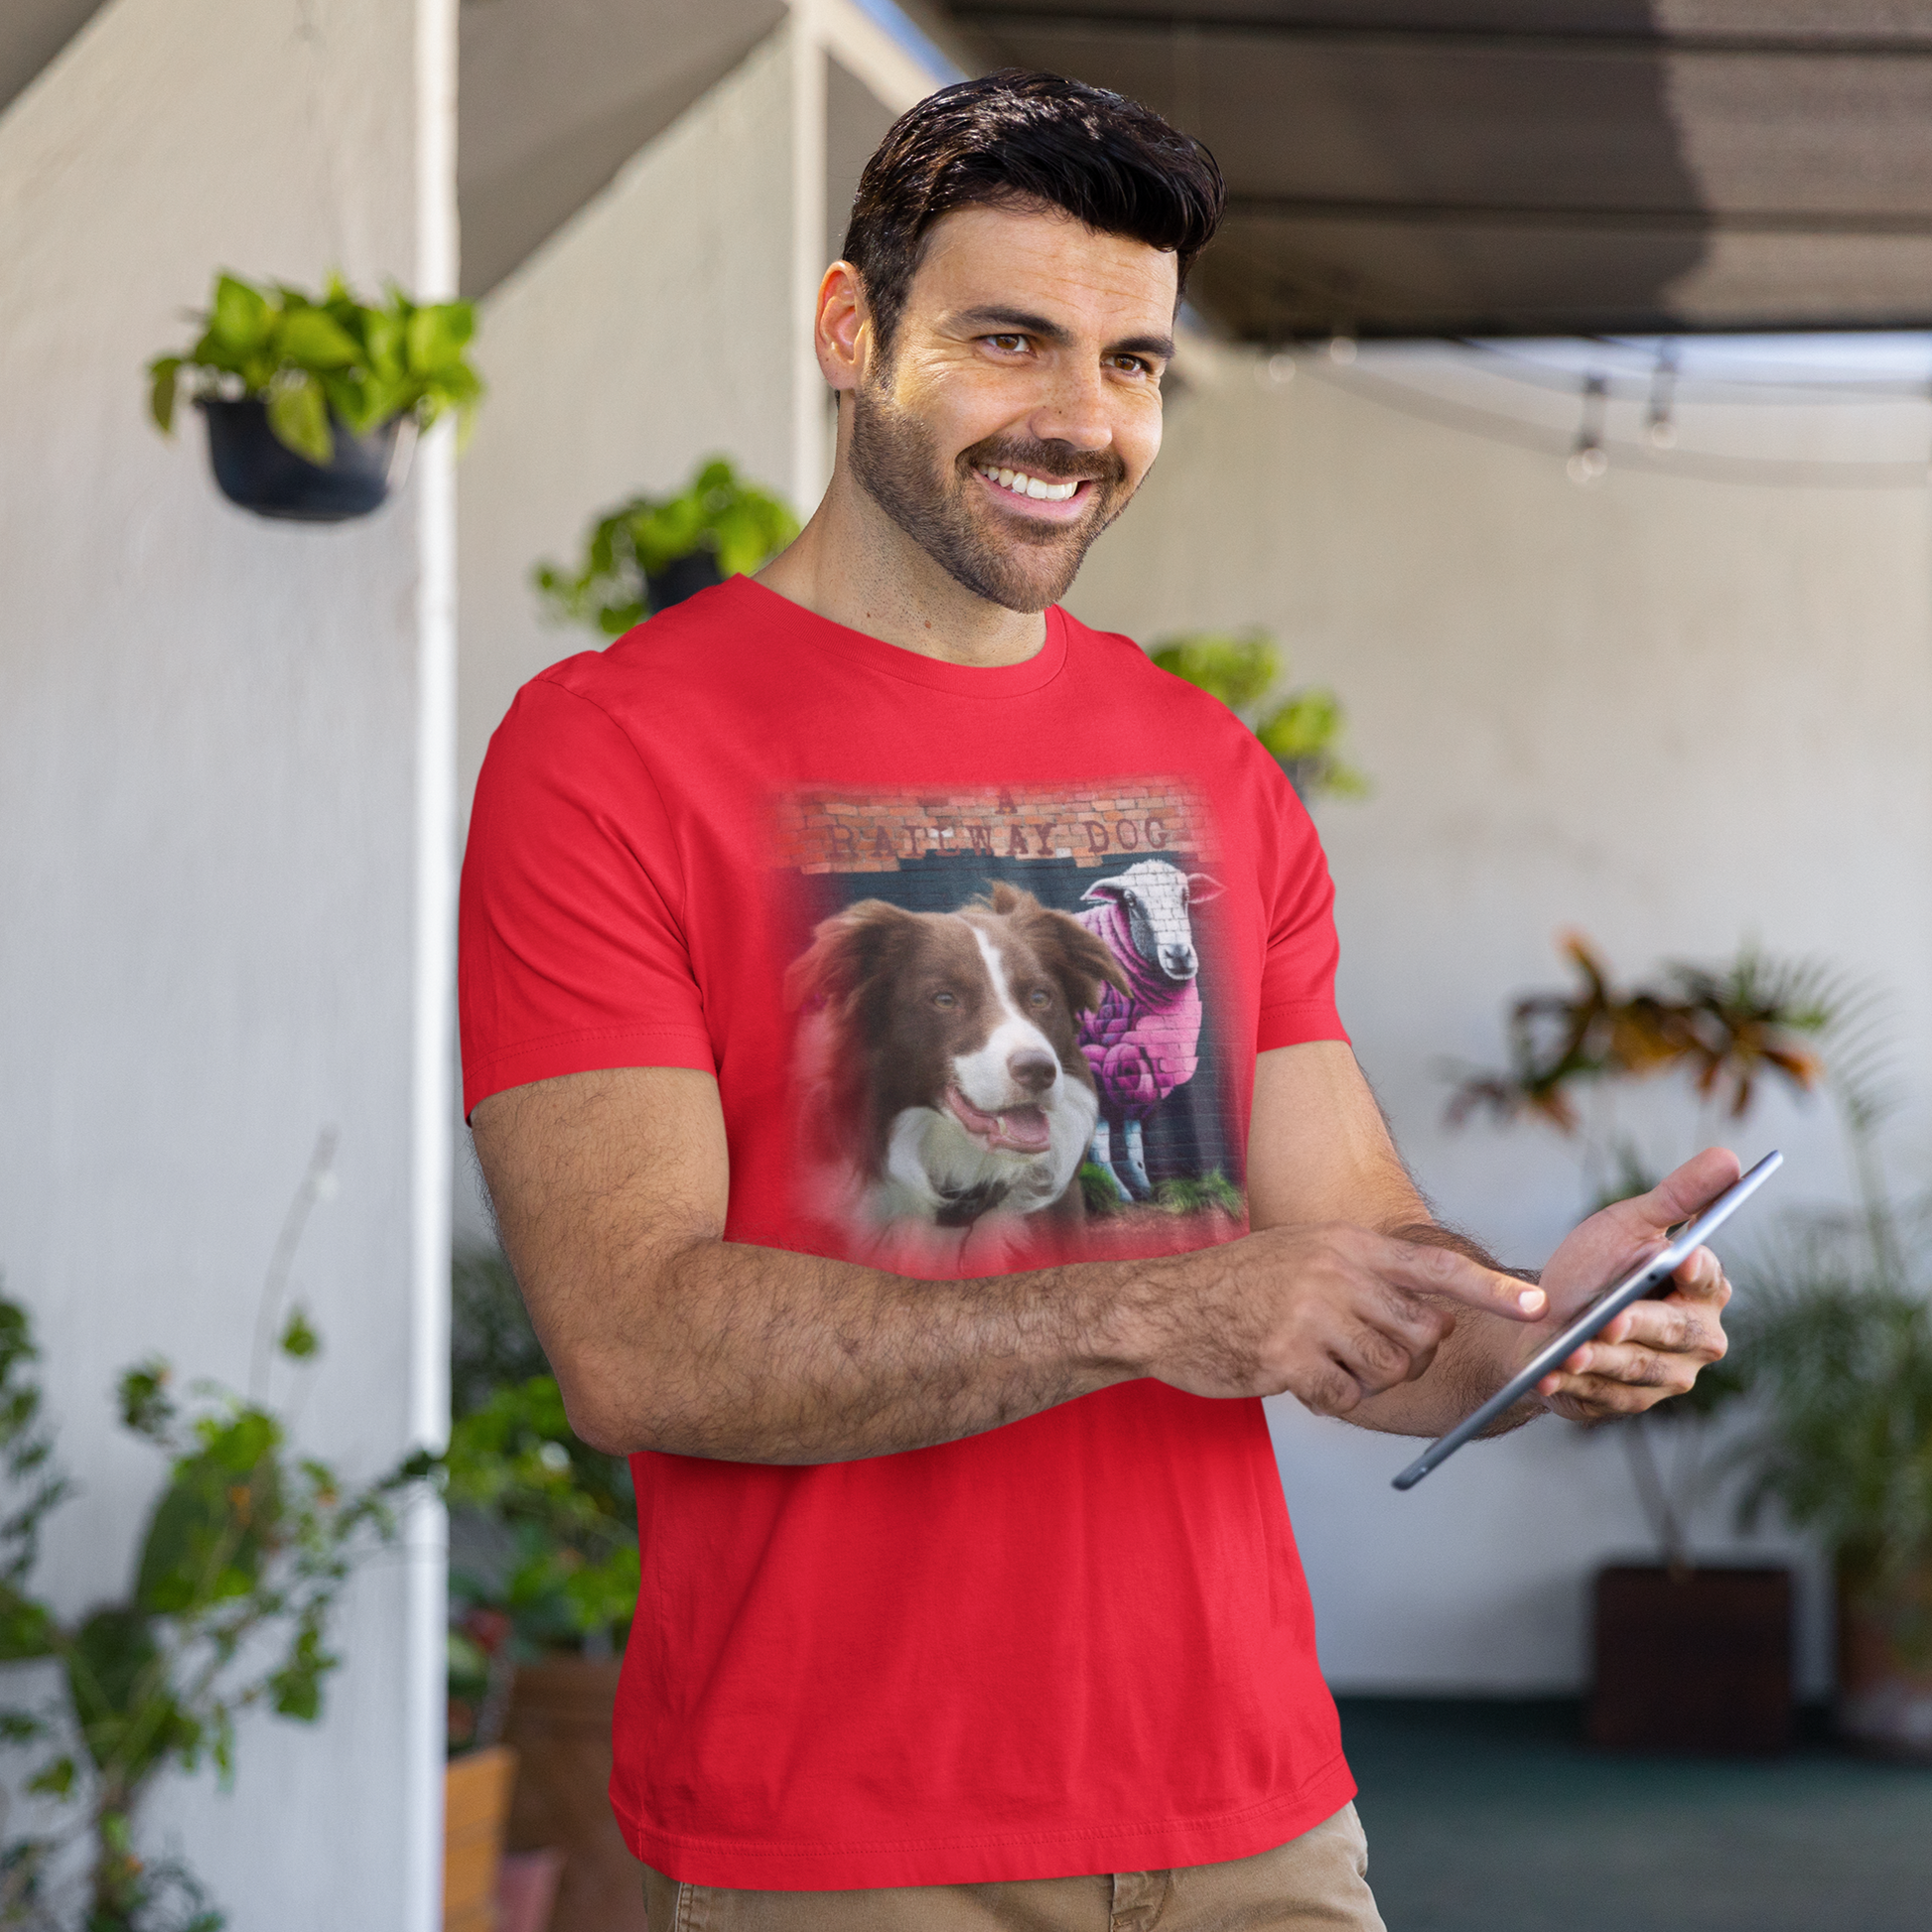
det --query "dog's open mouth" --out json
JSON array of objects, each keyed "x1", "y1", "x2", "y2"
[{"x1": 945, "y1": 1087, "x2": 1051, "y2": 1154}]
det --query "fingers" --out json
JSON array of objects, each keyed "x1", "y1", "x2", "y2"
[
  {"x1": 1374, "y1": 1235, "x2": 1547, "y2": 1320},
  {"x1": 1668, "y1": 1246, "x2": 1730, "y2": 1305},
  {"x1": 1537, "y1": 1260, "x2": 1731, "y2": 1411}
]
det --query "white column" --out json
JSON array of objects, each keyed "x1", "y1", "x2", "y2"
[{"x1": 788, "y1": 0, "x2": 831, "y2": 516}]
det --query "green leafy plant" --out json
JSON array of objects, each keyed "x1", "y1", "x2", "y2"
[
  {"x1": 444, "y1": 1251, "x2": 636, "y2": 1752},
  {"x1": 534, "y1": 458, "x2": 798, "y2": 636},
  {"x1": 0, "y1": 1138, "x2": 431, "y2": 1932},
  {"x1": 1151, "y1": 630, "x2": 1369, "y2": 802},
  {"x1": 1725, "y1": 1256, "x2": 1932, "y2": 1620},
  {"x1": 148, "y1": 272, "x2": 483, "y2": 467}
]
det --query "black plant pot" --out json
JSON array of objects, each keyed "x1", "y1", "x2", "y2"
[
  {"x1": 1588, "y1": 1563, "x2": 1794, "y2": 1754},
  {"x1": 644, "y1": 547, "x2": 725, "y2": 612},
  {"x1": 200, "y1": 396, "x2": 410, "y2": 523}
]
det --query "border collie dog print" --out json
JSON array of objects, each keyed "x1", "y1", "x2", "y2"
[
  {"x1": 787, "y1": 882, "x2": 1128, "y2": 1271},
  {"x1": 1074, "y1": 861, "x2": 1223, "y2": 1203}
]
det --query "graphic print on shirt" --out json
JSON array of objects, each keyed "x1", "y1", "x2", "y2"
[{"x1": 777, "y1": 781, "x2": 1246, "y2": 1276}]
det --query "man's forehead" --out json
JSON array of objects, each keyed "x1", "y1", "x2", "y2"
[{"x1": 908, "y1": 203, "x2": 1180, "y2": 329}]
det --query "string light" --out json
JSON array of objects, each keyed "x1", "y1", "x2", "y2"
[
  {"x1": 1645, "y1": 345, "x2": 1679, "y2": 450},
  {"x1": 1326, "y1": 333, "x2": 1358, "y2": 365},
  {"x1": 1567, "y1": 375, "x2": 1609, "y2": 484}
]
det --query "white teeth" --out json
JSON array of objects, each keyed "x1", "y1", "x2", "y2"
[{"x1": 978, "y1": 466, "x2": 1078, "y2": 503}]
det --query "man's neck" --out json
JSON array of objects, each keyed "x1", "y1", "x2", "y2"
[{"x1": 756, "y1": 467, "x2": 1049, "y2": 670}]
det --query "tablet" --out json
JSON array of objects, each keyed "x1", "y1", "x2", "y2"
[{"x1": 1391, "y1": 1150, "x2": 1783, "y2": 1492}]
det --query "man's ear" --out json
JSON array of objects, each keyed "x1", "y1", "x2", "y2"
[{"x1": 815, "y1": 261, "x2": 870, "y2": 398}]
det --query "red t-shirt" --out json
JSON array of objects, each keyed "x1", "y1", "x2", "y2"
[{"x1": 459, "y1": 577, "x2": 1356, "y2": 1888}]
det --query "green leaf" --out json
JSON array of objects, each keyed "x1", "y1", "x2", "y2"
[
  {"x1": 26, "y1": 1756, "x2": 73, "y2": 1799},
  {"x1": 1150, "y1": 631, "x2": 1281, "y2": 712},
  {"x1": 405, "y1": 302, "x2": 475, "y2": 374},
  {"x1": 0, "y1": 1583, "x2": 56, "y2": 1660},
  {"x1": 208, "y1": 275, "x2": 272, "y2": 353},
  {"x1": 276, "y1": 308, "x2": 362, "y2": 371},
  {"x1": 135, "y1": 1433, "x2": 282, "y2": 1614},
  {"x1": 118, "y1": 1360, "x2": 176, "y2": 1441},
  {"x1": 0, "y1": 1710, "x2": 46, "y2": 1743},
  {"x1": 266, "y1": 374, "x2": 333, "y2": 465},
  {"x1": 148, "y1": 356, "x2": 183, "y2": 436},
  {"x1": 278, "y1": 1309, "x2": 320, "y2": 1362}
]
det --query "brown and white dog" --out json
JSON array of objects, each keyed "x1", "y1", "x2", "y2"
[{"x1": 786, "y1": 882, "x2": 1128, "y2": 1271}]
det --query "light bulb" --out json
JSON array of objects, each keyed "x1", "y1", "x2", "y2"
[
  {"x1": 1326, "y1": 335, "x2": 1358, "y2": 365},
  {"x1": 1567, "y1": 444, "x2": 1608, "y2": 485}
]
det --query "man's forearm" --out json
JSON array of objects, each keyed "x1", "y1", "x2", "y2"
[{"x1": 538, "y1": 1235, "x2": 1167, "y2": 1462}]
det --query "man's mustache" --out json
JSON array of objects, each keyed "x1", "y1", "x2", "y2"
[{"x1": 960, "y1": 438, "x2": 1127, "y2": 488}]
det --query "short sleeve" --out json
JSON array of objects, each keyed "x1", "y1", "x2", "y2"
[
  {"x1": 1254, "y1": 774, "x2": 1349, "y2": 1053},
  {"x1": 459, "y1": 675, "x2": 717, "y2": 1117}
]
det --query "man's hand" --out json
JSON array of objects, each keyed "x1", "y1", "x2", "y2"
[
  {"x1": 1529, "y1": 1147, "x2": 1738, "y2": 1421},
  {"x1": 1144, "y1": 1225, "x2": 1547, "y2": 1417}
]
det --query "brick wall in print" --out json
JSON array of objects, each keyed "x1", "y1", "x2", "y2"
[{"x1": 773, "y1": 782, "x2": 1215, "y2": 876}]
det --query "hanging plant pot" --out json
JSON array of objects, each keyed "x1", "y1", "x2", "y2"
[
  {"x1": 643, "y1": 547, "x2": 725, "y2": 613},
  {"x1": 200, "y1": 396, "x2": 413, "y2": 523}
]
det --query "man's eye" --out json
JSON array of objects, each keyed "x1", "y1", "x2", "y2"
[
  {"x1": 932, "y1": 990, "x2": 957, "y2": 1009},
  {"x1": 987, "y1": 334, "x2": 1028, "y2": 352},
  {"x1": 1109, "y1": 355, "x2": 1152, "y2": 376}
]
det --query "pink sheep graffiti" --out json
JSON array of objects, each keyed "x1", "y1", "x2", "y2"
[{"x1": 1073, "y1": 860, "x2": 1223, "y2": 1202}]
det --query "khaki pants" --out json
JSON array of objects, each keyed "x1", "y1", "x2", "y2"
[{"x1": 643, "y1": 1803, "x2": 1385, "y2": 1931}]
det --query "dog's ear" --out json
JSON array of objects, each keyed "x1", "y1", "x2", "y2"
[
  {"x1": 988, "y1": 879, "x2": 1028, "y2": 916},
  {"x1": 784, "y1": 899, "x2": 918, "y2": 1012},
  {"x1": 1185, "y1": 872, "x2": 1224, "y2": 904},
  {"x1": 1026, "y1": 905, "x2": 1130, "y2": 1013}
]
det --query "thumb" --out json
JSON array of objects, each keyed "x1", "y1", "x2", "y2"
[{"x1": 1634, "y1": 1147, "x2": 1743, "y2": 1230}]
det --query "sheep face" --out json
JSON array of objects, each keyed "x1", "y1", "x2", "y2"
[{"x1": 1080, "y1": 861, "x2": 1223, "y2": 983}]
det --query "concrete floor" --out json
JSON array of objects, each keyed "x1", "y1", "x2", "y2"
[{"x1": 1339, "y1": 1699, "x2": 1932, "y2": 1932}]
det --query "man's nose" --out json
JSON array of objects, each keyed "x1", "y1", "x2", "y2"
[{"x1": 1028, "y1": 363, "x2": 1113, "y2": 459}]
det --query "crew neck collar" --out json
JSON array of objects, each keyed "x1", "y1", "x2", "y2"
[{"x1": 726, "y1": 576, "x2": 1069, "y2": 698}]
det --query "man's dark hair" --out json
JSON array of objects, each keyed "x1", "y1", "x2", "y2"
[{"x1": 841, "y1": 70, "x2": 1224, "y2": 353}]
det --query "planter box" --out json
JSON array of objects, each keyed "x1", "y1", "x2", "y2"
[
  {"x1": 1838, "y1": 1560, "x2": 1932, "y2": 1758},
  {"x1": 503, "y1": 1657, "x2": 646, "y2": 1932},
  {"x1": 445, "y1": 1745, "x2": 518, "y2": 1932},
  {"x1": 1588, "y1": 1563, "x2": 1793, "y2": 1754}
]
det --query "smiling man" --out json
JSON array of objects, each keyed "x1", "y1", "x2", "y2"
[{"x1": 460, "y1": 72, "x2": 1735, "y2": 1930}]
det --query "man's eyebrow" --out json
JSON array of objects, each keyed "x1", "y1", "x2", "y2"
[
  {"x1": 949, "y1": 306, "x2": 1073, "y2": 345},
  {"x1": 948, "y1": 307, "x2": 1175, "y2": 362}
]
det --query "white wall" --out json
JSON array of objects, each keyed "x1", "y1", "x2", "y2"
[
  {"x1": 1067, "y1": 343, "x2": 1932, "y2": 1694},
  {"x1": 0, "y1": 0, "x2": 454, "y2": 1922},
  {"x1": 458, "y1": 29, "x2": 800, "y2": 831}
]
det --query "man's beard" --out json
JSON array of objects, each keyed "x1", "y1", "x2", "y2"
[{"x1": 848, "y1": 380, "x2": 1132, "y2": 615}]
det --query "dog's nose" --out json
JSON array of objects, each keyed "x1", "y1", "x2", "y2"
[{"x1": 1007, "y1": 1049, "x2": 1057, "y2": 1094}]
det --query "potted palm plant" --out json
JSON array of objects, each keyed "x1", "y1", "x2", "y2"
[
  {"x1": 1723, "y1": 1228, "x2": 1932, "y2": 1758},
  {"x1": 1448, "y1": 935, "x2": 1862, "y2": 1751},
  {"x1": 1149, "y1": 630, "x2": 1368, "y2": 803},
  {"x1": 148, "y1": 272, "x2": 482, "y2": 522},
  {"x1": 533, "y1": 458, "x2": 798, "y2": 634}
]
